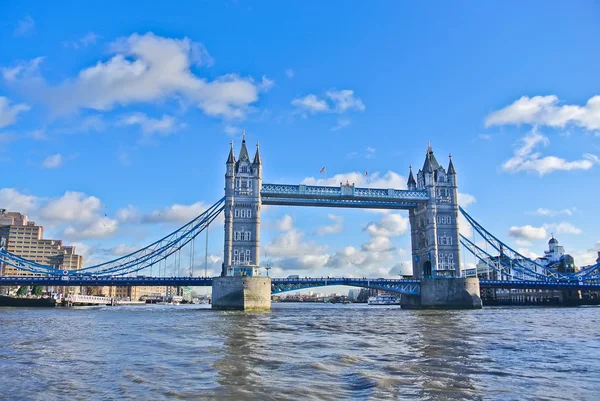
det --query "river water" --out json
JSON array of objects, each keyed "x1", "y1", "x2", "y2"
[{"x1": 0, "y1": 303, "x2": 599, "y2": 400}]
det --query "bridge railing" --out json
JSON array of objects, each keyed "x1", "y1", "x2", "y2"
[{"x1": 261, "y1": 183, "x2": 428, "y2": 201}]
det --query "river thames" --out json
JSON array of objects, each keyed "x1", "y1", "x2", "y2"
[{"x1": 0, "y1": 304, "x2": 598, "y2": 400}]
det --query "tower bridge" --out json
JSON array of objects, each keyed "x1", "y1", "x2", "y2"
[{"x1": 1, "y1": 134, "x2": 599, "y2": 310}]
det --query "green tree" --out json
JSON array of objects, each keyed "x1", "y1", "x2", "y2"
[
  {"x1": 32, "y1": 286, "x2": 43, "y2": 296},
  {"x1": 16, "y1": 286, "x2": 28, "y2": 296}
]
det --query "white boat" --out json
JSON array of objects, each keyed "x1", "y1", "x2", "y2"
[{"x1": 368, "y1": 294, "x2": 400, "y2": 305}]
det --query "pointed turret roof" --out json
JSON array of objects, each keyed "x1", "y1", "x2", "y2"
[
  {"x1": 226, "y1": 141, "x2": 235, "y2": 164},
  {"x1": 447, "y1": 153, "x2": 456, "y2": 175},
  {"x1": 407, "y1": 164, "x2": 416, "y2": 187},
  {"x1": 238, "y1": 131, "x2": 250, "y2": 162},
  {"x1": 253, "y1": 142, "x2": 262, "y2": 165},
  {"x1": 422, "y1": 142, "x2": 440, "y2": 173}
]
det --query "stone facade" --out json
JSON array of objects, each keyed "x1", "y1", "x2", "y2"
[
  {"x1": 212, "y1": 276, "x2": 271, "y2": 310},
  {"x1": 402, "y1": 277, "x2": 482, "y2": 309},
  {"x1": 408, "y1": 145, "x2": 461, "y2": 279},
  {"x1": 222, "y1": 134, "x2": 262, "y2": 277}
]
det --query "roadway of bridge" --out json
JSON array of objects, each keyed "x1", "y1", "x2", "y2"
[{"x1": 1, "y1": 277, "x2": 599, "y2": 292}]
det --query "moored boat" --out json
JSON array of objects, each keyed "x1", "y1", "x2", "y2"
[
  {"x1": 0, "y1": 295, "x2": 57, "y2": 307},
  {"x1": 367, "y1": 294, "x2": 400, "y2": 305}
]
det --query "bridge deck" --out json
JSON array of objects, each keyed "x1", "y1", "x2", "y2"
[{"x1": 1, "y1": 277, "x2": 599, "y2": 292}]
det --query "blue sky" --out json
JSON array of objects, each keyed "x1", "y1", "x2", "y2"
[{"x1": 1, "y1": 1, "x2": 599, "y2": 279}]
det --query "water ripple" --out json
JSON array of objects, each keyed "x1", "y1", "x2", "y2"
[{"x1": 0, "y1": 304, "x2": 599, "y2": 400}]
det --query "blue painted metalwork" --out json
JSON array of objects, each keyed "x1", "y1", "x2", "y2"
[
  {"x1": 460, "y1": 235, "x2": 546, "y2": 281},
  {"x1": 2, "y1": 276, "x2": 597, "y2": 292},
  {"x1": 0, "y1": 276, "x2": 213, "y2": 287},
  {"x1": 0, "y1": 197, "x2": 225, "y2": 277},
  {"x1": 459, "y1": 206, "x2": 571, "y2": 280},
  {"x1": 262, "y1": 197, "x2": 421, "y2": 209},
  {"x1": 271, "y1": 277, "x2": 421, "y2": 295},
  {"x1": 261, "y1": 183, "x2": 428, "y2": 209},
  {"x1": 479, "y1": 280, "x2": 600, "y2": 290}
]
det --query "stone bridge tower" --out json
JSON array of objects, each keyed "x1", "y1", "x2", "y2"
[
  {"x1": 408, "y1": 144, "x2": 461, "y2": 279},
  {"x1": 222, "y1": 133, "x2": 262, "y2": 277}
]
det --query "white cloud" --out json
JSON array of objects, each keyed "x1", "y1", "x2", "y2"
[
  {"x1": 4, "y1": 33, "x2": 262, "y2": 119},
  {"x1": 258, "y1": 75, "x2": 275, "y2": 92},
  {"x1": 1, "y1": 57, "x2": 44, "y2": 81},
  {"x1": 143, "y1": 201, "x2": 210, "y2": 224},
  {"x1": 544, "y1": 222, "x2": 582, "y2": 236},
  {"x1": 517, "y1": 248, "x2": 540, "y2": 260},
  {"x1": 0, "y1": 96, "x2": 30, "y2": 128},
  {"x1": 458, "y1": 214, "x2": 472, "y2": 238},
  {"x1": 264, "y1": 217, "x2": 329, "y2": 272},
  {"x1": 115, "y1": 205, "x2": 139, "y2": 223},
  {"x1": 40, "y1": 191, "x2": 104, "y2": 224},
  {"x1": 479, "y1": 133, "x2": 492, "y2": 141},
  {"x1": 362, "y1": 236, "x2": 394, "y2": 252},
  {"x1": 265, "y1": 212, "x2": 405, "y2": 277},
  {"x1": 316, "y1": 214, "x2": 343, "y2": 235},
  {"x1": 41, "y1": 154, "x2": 62, "y2": 169},
  {"x1": 64, "y1": 217, "x2": 118, "y2": 239},
  {"x1": 364, "y1": 213, "x2": 409, "y2": 238},
  {"x1": 275, "y1": 215, "x2": 294, "y2": 231},
  {"x1": 515, "y1": 239, "x2": 532, "y2": 247},
  {"x1": 224, "y1": 125, "x2": 240, "y2": 136},
  {"x1": 508, "y1": 225, "x2": 547, "y2": 240},
  {"x1": 485, "y1": 95, "x2": 600, "y2": 130},
  {"x1": 109, "y1": 243, "x2": 139, "y2": 256},
  {"x1": 0, "y1": 188, "x2": 39, "y2": 212},
  {"x1": 292, "y1": 89, "x2": 365, "y2": 115},
  {"x1": 530, "y1": 207, "x2": 575, "y2": 217},
  {"x1": 326, "y1": 89, "x2": 365, "y2": 113},
  {"x1": 118, "y1": 149, "x2": 131, "y2": 166},
  {"x1": 458, "y1": 193, "x2": 476, "y2": 208},
  {"x1": 63, "y1": 32, "x2": 101, "y2": 49},
  {"x1": 502, "y1": 128, "x2": 600, "y2": 175},
  {"x1": 36, "y1": 191, "x2": 119, "y2": 239},
  {"x1": 291, "y1": 94, "x2": 329, "y2": 113},
  {"x1": 508, "y1": 221, "x2": 582, "y2": 242},
  {"x1": 302, "y1": 170, "x2": 407, "y2": 189},
  {"x1": 285, "y1": 69, "x2": 294, "y2": 79},
  {"x1": 118, "y1": 112, "x2": 184, "y2": 136},
  {"x1": 14, "y1": 16, "x2": 35, "y2": 37},
  {"x1": 29, "y1": 129, "x2": 47, "y2": 141},
  {"x1": 331, "y1": 118, "x2": 351, "y2": 131},
  {"x1": 571, "y1": 241, "x2": 600, "y2": 267}
]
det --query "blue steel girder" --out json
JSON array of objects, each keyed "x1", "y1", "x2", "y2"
[
  {"x1": 270, "y1": 278, "x2": 421, "y2": 295},
  {"x1": 0, "y1": 276, "x2": 214, "y2": 287},
  {"x1": 480, "y1": 279, "x2": 600, "y2": 291},
  {"x1": 261, "y1": 183, "x2": 428, "y2": 210}
]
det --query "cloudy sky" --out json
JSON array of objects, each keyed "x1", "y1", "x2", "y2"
[{"x1": 1, "y1": 1, "x2": 599, "y2": 279}]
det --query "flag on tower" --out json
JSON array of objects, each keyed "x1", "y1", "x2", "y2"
[
  {"x1": 320, "y1": 166, "x2": 326, "y2": 173},
  {"x1": 365, "y1": 170, "x2": 368, "y2": 176}
]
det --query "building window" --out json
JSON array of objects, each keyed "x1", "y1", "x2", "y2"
[
  {"x1": 437, "y1": 215, "x2": 451, "y2": 224},
  {"x1": 241, "y1": 166, "x2": 248, "y2": 173},
  {"x1": 234, "y1": 209, "x2": 239, "y2": 218},
  {"x1": 438, "y1": 235, "x2": 453, "y2": 246},
  {"x1": 245, "y1": 232, "x2": 251, "y2": 241}
]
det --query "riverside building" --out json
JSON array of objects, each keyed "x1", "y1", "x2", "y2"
[{"x1": 0, "y1": 210, "x2": 83, "y2": 276}]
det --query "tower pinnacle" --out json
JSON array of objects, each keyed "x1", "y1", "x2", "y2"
[
  {"x1": 226, "y1": 141, "x2": 235, "y2": 164},
  {"x1": 447, "y1": 152, "x2": 456, "y2": 175}
]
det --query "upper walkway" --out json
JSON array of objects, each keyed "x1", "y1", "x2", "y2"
[{"x1": 260, "y1": 183, "x2": 428, "y2": 209}]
